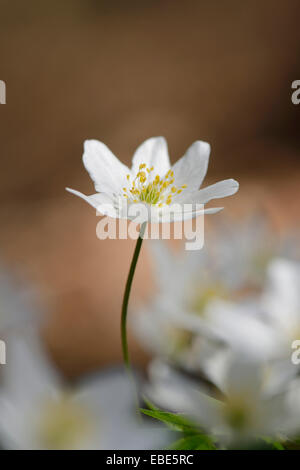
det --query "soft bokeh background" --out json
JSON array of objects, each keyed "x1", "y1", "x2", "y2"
[{"x1": 0, "y1": 0, "x2": 299, "y2": 378}]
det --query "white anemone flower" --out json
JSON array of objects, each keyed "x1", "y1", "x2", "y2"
[
  {"x1": 0, "y1": 335, "x2": 171, "y2": 450},
  {"x1": 146, "y1": 359, "x2": 294, "y2": 446},
  {"x1": 66, "y1": 137, "x2": 239, "y2": 222}
]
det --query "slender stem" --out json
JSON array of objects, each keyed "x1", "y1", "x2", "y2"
[{"x1": 121, "y1": 222, "x2": 147, "y2": 369}]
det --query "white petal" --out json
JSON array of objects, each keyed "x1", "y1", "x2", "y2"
[
  {"x1": 201, "y1": 207, "x2": 224, "y2": 215},
  {"x1": 158, "y1": 206, "x2": 223, "y2": 222},
  {"x1": 205, "y1": 300, "x2": 278, "y2": 360},
  {"x1": 75, "y1": 370, "x2": 172, "y2": 450},
  {"x1": 83, "y1": 140, "x2": 131, "y2": 193},
  {"x1": 171, "y1": 140, "x2": 210, "y2": 191},
  {"x1": 262, "y1": 258, "x2": 300, "y2": 329},
  {"x1": 131, "y1": 137, "x2": 170, "y2": 177},
  {"x1": 146, "y1": 360, "x2": 222, "y2": 428},
  {"x1": 75, "y1": 370, "x2": 139, "y2": 421},
  {"x1": 66, "y1": 188, "x2": 118, "y2": 218},
  {"x1": 188, "y1": 179, "x2": 239, "y2": 204},
  {"x1": 266, "y1": 258, "x2": 300, "y2": 309},
  {"x1": 225, "y1": 358, "x2": 263, "y2": 398},
  {"x1": 3, "y1": 334, "x2": 60, "y2": 405}
]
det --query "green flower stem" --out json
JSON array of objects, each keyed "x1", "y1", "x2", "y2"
[{"x1": 121, "y1": 222, "x2": 147, "y2": 370}]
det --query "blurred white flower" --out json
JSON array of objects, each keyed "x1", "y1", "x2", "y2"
[
  {"x1": 284, "y1": 377, "x2": 300, "y2": 436},
  {"x1": 66, "y1": 137, "x2": 238, "y2": 222},
  {"x1": 208, "y1": 218, "x2": 279, "y2": 290},
  {"x1": 212, "y1": 258, "x2": 300, "y2": 367},
  {"x1": 133, "y1": 240, "x2": 227, "y2": 371},
  {"x1": 199, "y1": 299, "x2": 277, "y2": 359},
  {"x1": 134, "y1": 224, "x2": 300, "y2": 377},
  {"x1": 0, "y1": 335, "x2": 171, "y2": 450},
  {"x1": 133, "y1": 235, "x2": 276, "y2": 373},
  {"x1": 262, "y1": 258, "x2": 300, "y2": 356},
  {"x1": 134, "y1": 303, "x2": 222, "y2": 373},
  {"x1": 146, "y1": 359, "x2": 295, "y2": 446}
]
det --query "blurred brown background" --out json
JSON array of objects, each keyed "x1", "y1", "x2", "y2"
[{"x1": 0, "y1": 0, "x2": 299, "y2": 378}]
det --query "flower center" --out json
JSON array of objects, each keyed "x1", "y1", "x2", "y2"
[
  {"x1": 167, "y1": 326, "x2": 194, "y2": 355},
  {"x1": 123, "y1": 163, "x2": 186, "y2": 207},
  {"x1": 223, "y1": 397, "x2": 253, "y2": 431},
  {"x1": 37, "y1": 396, "x2": 94, "y2": 450},
  {"x1": 191, "y1": 283, "x2": 229, "y2": 316},
  {"x1": 225, "y1": 405, "x2": 249, "y2": 431}
]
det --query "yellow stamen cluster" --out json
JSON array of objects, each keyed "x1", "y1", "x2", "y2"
[{"x1": 123, "y1": 163, "x2": 187, "y2": 207}]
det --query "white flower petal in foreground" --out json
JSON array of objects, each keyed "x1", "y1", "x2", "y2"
[
  {"x1": 0, "y1": 335, "x2": 171, "y2": 450},
  {"x1": 66, "y1": 137, "x2": 239, "y2": 222},
  {"x1": 261, "y1": 258, "x2": 300, "y2": 357},
  {"x1": 146, "y1": 359, "x2": 295, "y2": 446}
]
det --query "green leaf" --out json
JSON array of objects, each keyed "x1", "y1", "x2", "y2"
[
  {"x1": 168, "y1": 434, "x2": 217, "y2": 450},
  {"x1": 140, "y1": 400, "x2": 218, "y2": 450},
  {"x1": 140, "y1": 408, "x2": 197, "y2": 432},
  {"x1": 142, "y1": 398, "x2": 160, "y2": 412},
  {"x1": 272, "y1": 441, "x2": 285, "y2": 450},
  {"x1": 260, "y1": 436, "x2": 285, "y2": 450}
]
